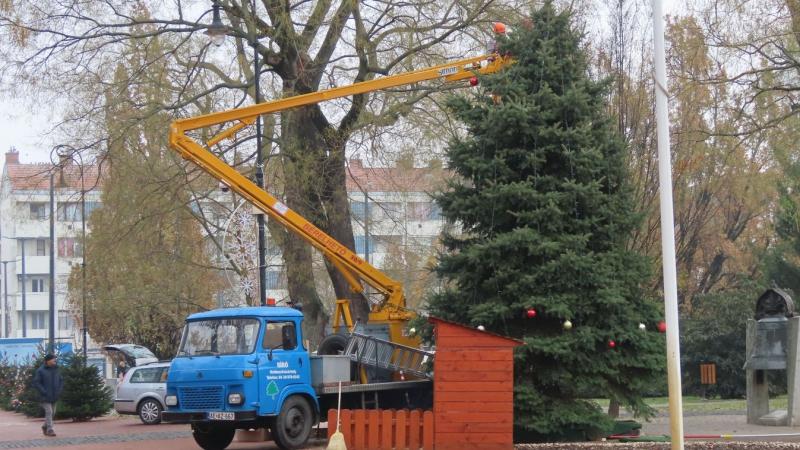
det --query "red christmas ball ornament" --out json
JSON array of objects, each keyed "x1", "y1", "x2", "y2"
[
  {"x1": 526, "y1": 308, "x2": 537, "y2": 319},
  {"x1": 469, "y1": 76, "x2": 479, "y2": 87},
  {"x1": 657, "y1": 321, "x2": 667, "y2": 333},
  {"x1": 608, "y1": 340, "x2": 616, "y2": 349}
]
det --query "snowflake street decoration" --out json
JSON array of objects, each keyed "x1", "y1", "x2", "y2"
[{"x1": 223, "y1": 206, "x2": 259, "y2": 302}]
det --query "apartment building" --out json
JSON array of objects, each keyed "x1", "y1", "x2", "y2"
[
  {"x1": 346, "y1": 158, "x2": 445, "y2": 266},
  {"x1": 0, "y1": 148, "x2": 101, "y2": 343}
]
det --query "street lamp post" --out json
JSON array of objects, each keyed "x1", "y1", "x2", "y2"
[
  {"x1": 49, "y1": 172, "x2": 56, "y2": 353},
  {"x1": 206, "y1": 0, "x2": 267, "y2": 307},
  {"x1": 56, "y1": 148, "x2": 89, "y2": 359},
  {"x1": 80, "y1": 163, "x2": 87, "y2": 359},
  {"x1": 19, "y1": 238, "x2": 27, "y2": 338}
]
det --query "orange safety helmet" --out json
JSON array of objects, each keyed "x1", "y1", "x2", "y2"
[{"x1": 493, "y1": 22, "x2": 507, "y2": 34}]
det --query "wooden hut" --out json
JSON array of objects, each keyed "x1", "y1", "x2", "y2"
[{"x1": 430, "y1": 317, "x2": 523, "y2": 450}]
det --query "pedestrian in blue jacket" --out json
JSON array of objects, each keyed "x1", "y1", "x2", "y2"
[{"x1": 33, "y1": 354, "x2": 63, "y2": 437}]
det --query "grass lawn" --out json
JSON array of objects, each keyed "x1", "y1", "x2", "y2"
[{"x1": 592, "y1": 395, "x2": 788, "y2": 415}]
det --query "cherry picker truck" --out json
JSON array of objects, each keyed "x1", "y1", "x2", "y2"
[{"x1": 161, "y1": 41, "x2": 512, "y2": 450}]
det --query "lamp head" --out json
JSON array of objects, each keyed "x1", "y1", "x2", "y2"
[{"x1": 205, "y1": 0, "x2": 226, "y2": 47}]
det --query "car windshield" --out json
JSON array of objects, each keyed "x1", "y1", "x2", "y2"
[{"x1": 177, "y1": 318, "x2": 261, "y2": 357}]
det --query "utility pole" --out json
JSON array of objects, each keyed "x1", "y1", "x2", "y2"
[
  {"x1": 81, "y1": 169, "x2": 87, "y2": 359},
  {"x1": 1, "y1": 261, "x2": 8, "y2": 337},
  {"x1": 252, "y1": 0, "x2": 267, "y2": 308},
  {"x1": 0, "y1": 261, "x2": 4, "y2": 338},
  {"x1": 49, "y1": 173, "x2": 56, "y2": 353},
  {"x1": 20, "y1": 238, "x2": 27, "y2": 338}
]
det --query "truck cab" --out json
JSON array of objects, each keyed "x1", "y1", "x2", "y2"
[{"x1": 163, "y1": 306, "x2": 318, "y2": 450}]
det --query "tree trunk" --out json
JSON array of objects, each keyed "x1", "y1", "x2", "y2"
[
  {"x1": 608, "y1": 398, "x2": 620, "y2": 418},
  {"x1": 321, "y1": 136, "x2": 371, "y2": 323}
]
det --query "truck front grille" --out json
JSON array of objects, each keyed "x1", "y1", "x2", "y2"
[{"x1": 179, "y1": 386, "x2": 224, "y2": 410}]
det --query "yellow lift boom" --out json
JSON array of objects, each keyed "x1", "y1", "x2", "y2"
[{"x1": 169, "y1": 53, "x2": 512, "y2": 347}]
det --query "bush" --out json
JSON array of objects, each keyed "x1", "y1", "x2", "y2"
[
  {"x1": 18, "y1": 353, "x2": 48, "y2": 418},
  {"x1": 0, "y1": 356, "x2": 14, "y2": 410},
  {"x1": 681, "y1": 285, "x2": 763, "y2": 398}
]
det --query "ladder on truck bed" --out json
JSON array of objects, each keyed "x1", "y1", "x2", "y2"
[{"x1": 344, "y1": 332, "x2": 434, "y2": 380}]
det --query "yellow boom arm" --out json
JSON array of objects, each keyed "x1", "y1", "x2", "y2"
[{"x1": 169, "y1": 53, "x2": 512, "y2": 333}]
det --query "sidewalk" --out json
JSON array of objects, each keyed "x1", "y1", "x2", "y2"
[
  {"x1": 642, "y1": 414, "x2": 800, "y2": 441},
  {"x1": 0, "y1": 409, "x2": 325, "y2": 449}
]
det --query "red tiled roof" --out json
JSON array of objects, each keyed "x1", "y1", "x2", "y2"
[
  {"x1": 5, "y1": 163, "x2": 103, "y2": 191},
  {"x1": 346, "y1": 159, "x2": 448, "y2": 193}
]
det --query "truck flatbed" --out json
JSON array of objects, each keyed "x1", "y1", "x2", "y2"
[{"x1": 314, "y1": 379, "x2": 431, "y2": 395}]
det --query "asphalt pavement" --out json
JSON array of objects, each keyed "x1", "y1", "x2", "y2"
[
  {"x1": 0, "y1": 409, "x2": 325, "y2": 450},
  {"x1": 6, "y1": 408, "x2": 800, "y2": 449}
]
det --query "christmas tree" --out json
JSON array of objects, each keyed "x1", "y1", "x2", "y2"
[
  {"x1": 59, "y1": 354, "x2": 113, "y2": 421},
  {"x1": 429, "y1": 2, "x2": 663, "y2": 440}
]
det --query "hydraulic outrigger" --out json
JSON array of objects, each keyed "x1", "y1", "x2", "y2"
[{"x1": 169, "y1": 51, "x2": 512, "y2": 348}]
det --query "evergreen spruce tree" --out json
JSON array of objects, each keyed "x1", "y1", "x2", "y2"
[
  {"x1": 764, "y1": 155, "x2": 800, "y2": 292},
  {"x1": 18, "y1": 358, "x2": 44, "y2": 418},
  {"x1": 59, "y1": 354, "x2": 113, "y2": 421},
  {"x1": 429, "y1": 3, "x2": 663, "y2": 440}
]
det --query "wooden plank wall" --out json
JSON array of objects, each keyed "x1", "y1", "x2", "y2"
[
  {"x1": 326, "y1": 408, "x2": 434, "y2": 450},
  {"x1": 433, "y1": 321, "x2": 516, "y2": 450}
]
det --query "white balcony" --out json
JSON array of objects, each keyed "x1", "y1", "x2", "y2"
[
  {"x1": 15, "y1": 293, "x2": 50, "y2": 311},
  {"x1": 17, "y1": 256, "x2": 50, "y2": 275},
  {"x1": 17, "y1": 329, "x2": 47, "y2": 339},
  {"x1": 13, "y1": 220, "x2": 50, "y2": 238}
]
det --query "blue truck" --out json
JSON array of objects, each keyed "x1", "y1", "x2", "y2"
[{"x1": 162, "y1": 306, "x2": 433, "y2": 450}]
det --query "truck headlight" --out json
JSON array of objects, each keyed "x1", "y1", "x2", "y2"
[
  {"x1": 165, "y1": 395, "x2": 178, "y2": 406},
  {"x1": 227, "y1": 393, "x2": 243, "y2": 405}
]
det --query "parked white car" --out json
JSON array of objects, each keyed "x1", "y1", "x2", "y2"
[{"x1": 113, "y1": 361, "x2": 170, "y2": 424}]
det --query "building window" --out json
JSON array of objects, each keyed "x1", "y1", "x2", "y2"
[
  {"x1": 31, "y1": 312, "x2": 47, "y2": 330},
  {"x1": 376, "y1": 202, "x2": 402, "y2": 221},
  {"x1": 31, "y1": 278, "x2": 45, "y2": 293},
  {"x1": 57, "y1": 202, "x2": 83, "y2": 222},
  {"x1": 408, "y1": 202, "x2": 431, "y2": 220},
  {"x1": 85, "y1": 201, "x2": 101, "y2": 219},
  {"x1": 354, "y1": 235, "x2": 372, "y2": 255},
  {"x1": 36, "y1": 239, "x2": 47, "y2": 256},
  {"x1": 264, "y1": 270, "x2": 286, "y2": 289},
  {"x1": 58, "y1": 311, "x2": 74, "y2": 330},
  {"x1": 351, "y1": 201, "x2": 366, "y2": 220},
  {"x1": 29, "y1": 203, "x2": 48, "y2": 220},
  {"x1": 58, "y1": 238, "x2": 82, "y2": 258},
  {"x1": 426, "y1": 203, "x2": 442, "y2": 220}
]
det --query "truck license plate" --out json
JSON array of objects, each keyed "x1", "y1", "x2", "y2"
[{"x1": 207, "y1": 411, "x2": 235, "y2": 421}]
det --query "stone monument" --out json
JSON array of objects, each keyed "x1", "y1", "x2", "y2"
[{"x1": 745, "y1": 287, "x2": 800, "y2": 425}]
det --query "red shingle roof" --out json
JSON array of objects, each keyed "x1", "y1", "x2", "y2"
[
  {"x1": 346, "y1": 159, "x2": 448, "y2": 193},
  {"x1": 5, "y1": 163, "x2": 103, "y2": 191}
]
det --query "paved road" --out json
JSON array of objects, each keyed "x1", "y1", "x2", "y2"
[
  {"x1": 642, "y1": 414, "x2": 800, "y2": 441},
  {"x1": 0, "y1": 410, "x2": 325, "y2": 450}
]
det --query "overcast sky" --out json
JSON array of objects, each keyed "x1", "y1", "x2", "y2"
[{"x1": 0, "y1": 0, "x2": 682, "y2": 170}]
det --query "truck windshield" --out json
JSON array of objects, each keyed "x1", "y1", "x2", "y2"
[{"x1": 177, "y1": 318, "x2": 261, "y2": 356}]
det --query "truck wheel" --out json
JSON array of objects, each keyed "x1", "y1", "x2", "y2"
[
  {"x1": 317, "y1": 333, "x2": 348, "y2": 355},
  {"x1": 272, "y1": 396, "x2": 313, "y2": 450},
  {"x1": 191, "y1": 425, "x2": 235, "y2": 450}
]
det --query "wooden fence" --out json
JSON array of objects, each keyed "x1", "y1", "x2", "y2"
[{"x1": 326, "y1": 409, "x2": 434, "y2": 450}]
